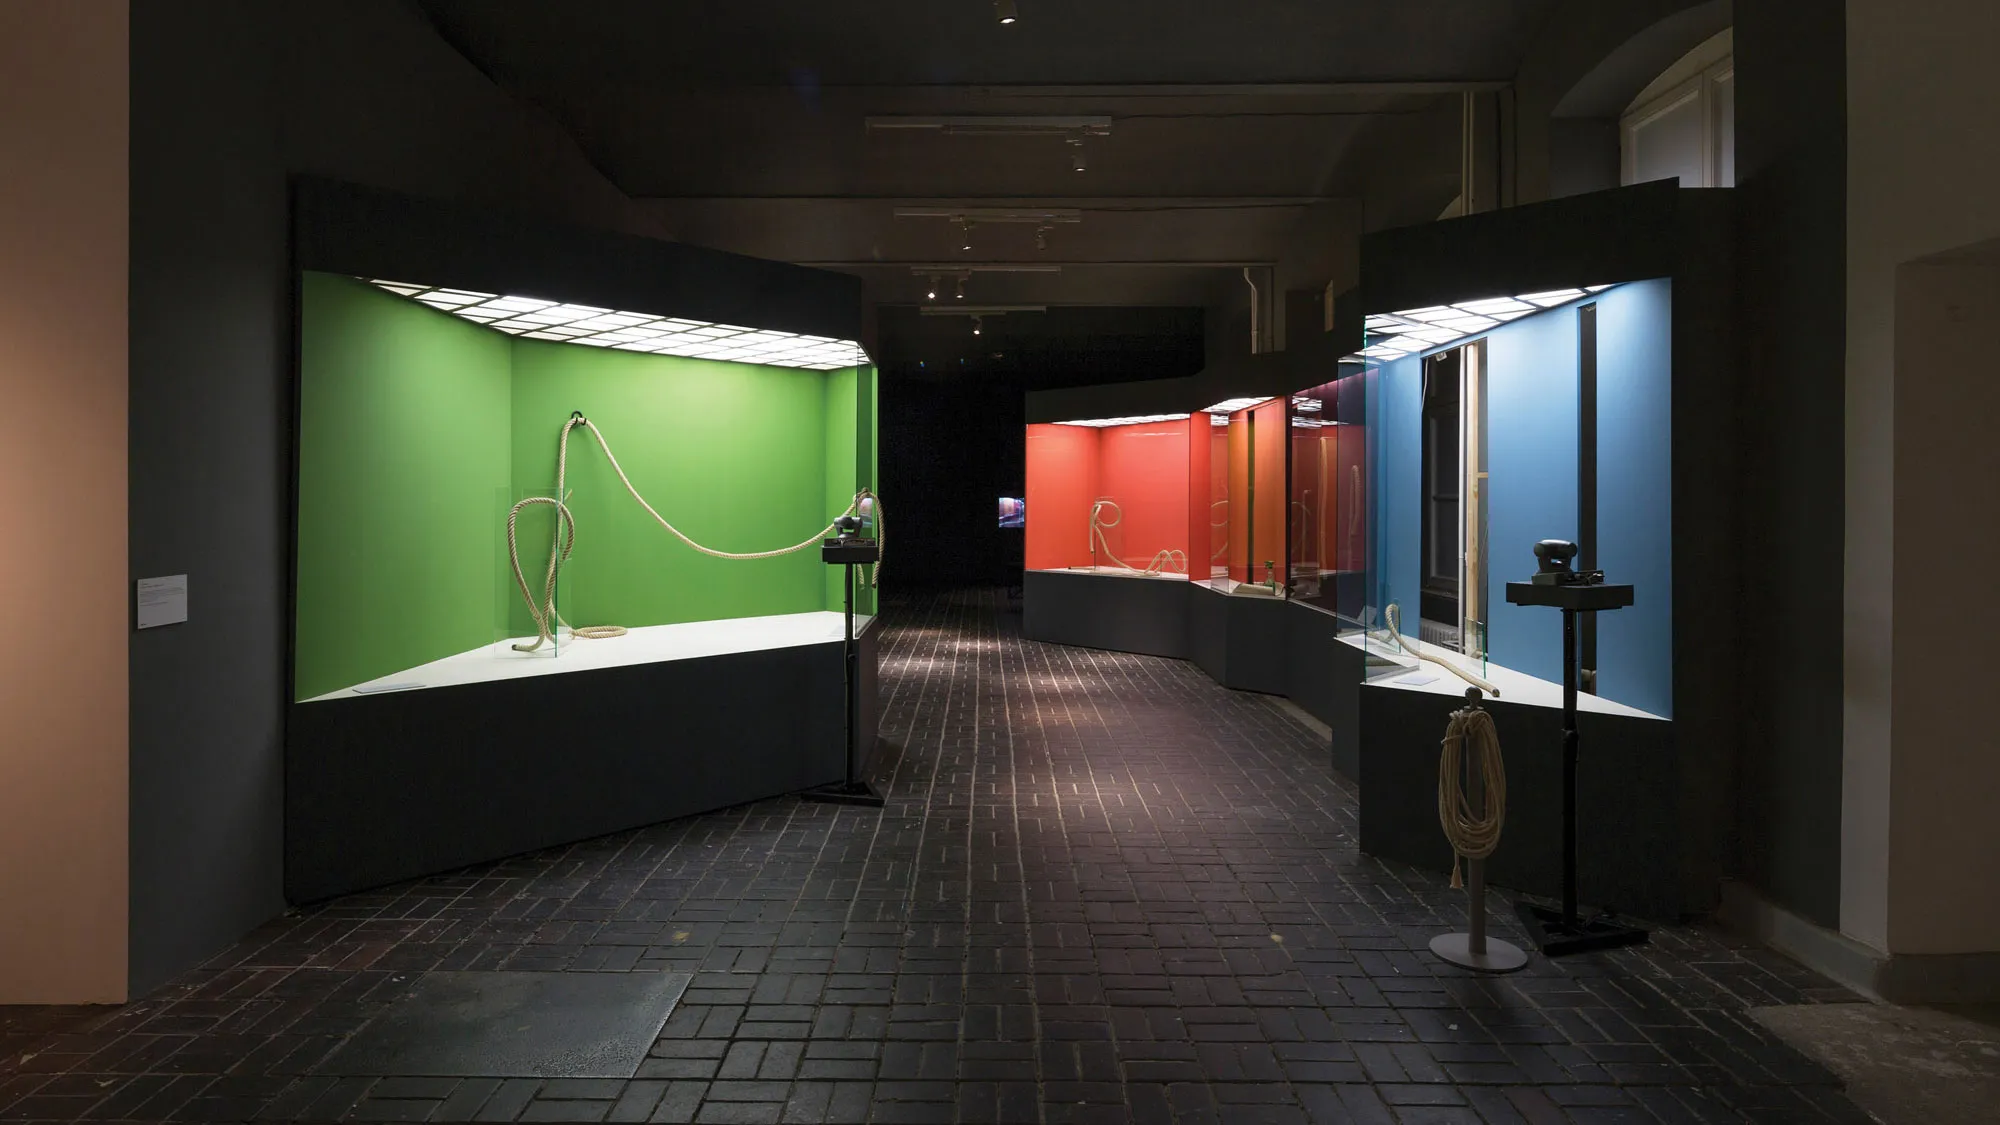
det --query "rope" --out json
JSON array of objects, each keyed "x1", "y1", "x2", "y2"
[
  {"x1": 507, "y1": 414, "x2": 884, "y2": 653},
  {"x1": 1437, "y1": 704, "x2": 1506, "y2": 888},
  {"x1": 1383, "y1": 602, "x2": 1501, "y2": 697},
  {"x1": 1087, "y1": 498, "x2": 1188, "y2": 576}
]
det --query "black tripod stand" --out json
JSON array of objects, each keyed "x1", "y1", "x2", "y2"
[
  {"x1": 802, "y1": 521, "x2": 884, "y2": 808},
  {"x1": 1503, "y1": 541, "x2": 1647, "y2": 956}
]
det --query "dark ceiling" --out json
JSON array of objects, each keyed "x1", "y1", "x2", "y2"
[{"x1": 416, "y1": 0, "x2": 1567, "y2": 365}]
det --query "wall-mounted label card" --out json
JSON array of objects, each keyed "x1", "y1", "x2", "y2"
[{"x1": 136, "y1": 575, "x2": 188, "y2": 629}]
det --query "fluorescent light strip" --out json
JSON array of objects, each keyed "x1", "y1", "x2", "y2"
[
  {"x1": 364, "y1": 279, "x2": 869, "y2": 371},
  {"x1": 1362, "y1": 283, "x2": 1623, "y2": 361},
  {"x1": 1050, "y1": 413, "x2": 1191, "y2": 428},
  {"x1": 1202, "y1": 397, "x2": 1272, "y2": 414}
]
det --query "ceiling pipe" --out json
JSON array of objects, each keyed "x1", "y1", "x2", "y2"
[{"x1": 1243, "y1": 267, "x2": 1263, "y2": 354}]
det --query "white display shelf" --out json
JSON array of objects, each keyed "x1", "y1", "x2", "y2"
[
  {"x1": 1339, "y1": 631, "x2": 1666, "y2": 720},
  {"x1": 1039, "y1": 566, "x2": 1190, "y2": 582},
  {"x1": 307, "y1": 610, "x2": 856, "y2": 702}
]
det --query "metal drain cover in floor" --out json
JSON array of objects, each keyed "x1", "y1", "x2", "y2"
[{"x1": 316, "y1": 971, "x2": 690, "y2": 1079}]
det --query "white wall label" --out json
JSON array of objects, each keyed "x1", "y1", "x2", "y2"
[{"x1": 136, "y1": 575, "x2": 188, "y2": 629}]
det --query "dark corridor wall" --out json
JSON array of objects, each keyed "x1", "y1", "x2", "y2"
[{"x1": 880, "y1": 375, "x2": 1026, "y2": 588}]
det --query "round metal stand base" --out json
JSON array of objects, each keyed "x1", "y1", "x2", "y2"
[{"x1": 1429, "y1": 932, "x2": 1529, "y2": 973}]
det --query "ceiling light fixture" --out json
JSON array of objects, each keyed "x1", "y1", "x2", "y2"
[
  {"x1": 1352, "y1": 283, "x2": 1625, "y2": 363},
  {"x1": 1035, "y1": 225, "x2": 1050, "y2": 252},
  {"x1": 958, "y1": 218, "x2": 974, "y2": 252},
  {"x1": 868, "y1": 116, "x2": 1110, "y2": 139},
  {"x1": 972, "y1": 316, "x2": 984, "y2": 336},
  {"x1": 993, "y1": 0, "x2": 1018, "y2": 24},
  {"x1": 954, "y1": 276, "x2": 966, "y2": 300},
  {"x1": 1052, "y1": 414, "x2": 1192, "y2": 428},
  {"x1": 1068, "y1": 134, "x2": 1087, "y2": 173},
  {"x1": 926, "y1": 275, "x2": 938, "y2": 300},
  {"x1": 365, "y1": 279, "x2": 866, "y2": 370},
  {"x1": 1202, "y1": 397, "x2": 1272, "y2": 414}
]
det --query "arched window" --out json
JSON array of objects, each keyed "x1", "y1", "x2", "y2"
[{"x1": 1621, "y1": 29, "x2": 1735, "y2": 188}]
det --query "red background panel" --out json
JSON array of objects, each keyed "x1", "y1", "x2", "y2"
[
  {"x1": 1250, "y1": 398, "x2": 1288, "y2": 587},
  {"x1": 1024, "y1": 424, "x2": 1098, "y2": 570},
  {"x1": 1096, "y1": 422, "x2": 1189, "y2": 569}
]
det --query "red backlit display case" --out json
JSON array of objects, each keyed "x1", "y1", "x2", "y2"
[
  {"x1": 1025, "y1": 415, "x2": 1194, "y2": 580},
  {"x1": 1287, "y1": 364, "x2": 1368, "y2": 621},
  {"x1": 1194, "y1": 397, "x2": 1288, "y2": 594}
]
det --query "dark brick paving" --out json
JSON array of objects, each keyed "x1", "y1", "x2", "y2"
[{"x1": 0, "y1": 589, "x2": 1870, "y2": 1124}]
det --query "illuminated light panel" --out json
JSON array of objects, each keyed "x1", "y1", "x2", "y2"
[
  {"x1": 1360, "y1": 283, "x2": 1623, "y2": 362},
  {"x1": 364, "y1": 280, "x2": 869, "y2": 371},
  {"x1": 1291, "y1": 396, "x2": 1322, "y2": 412},
  {"x1": 1050, "y1": 413, "x2": 1191, "y2": 428},
  {"x1": 1201, "y1": 396, "x2": 1272, "y2": 414}
]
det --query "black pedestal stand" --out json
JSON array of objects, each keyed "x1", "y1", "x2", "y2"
[
  {"x1": 1503, "y1": 579, "x2": 1648, "y2": 956},
  {"x1": 802, "y1": 536, "x2": 884, "y2": 808}
]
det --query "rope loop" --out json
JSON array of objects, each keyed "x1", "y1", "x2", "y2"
[
  {"x1": 1086, "y1": 497, "x2": 1188, "y2": 576},
  {"x1": 507, "y1": 415, "x2": 885, "y2": 652},
  {"x1": 1437, "y1": 704, "x2": 1506, "y2": 889}
]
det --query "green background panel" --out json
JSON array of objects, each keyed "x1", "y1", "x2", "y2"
[
  {"x1": 294, "y1": 272, "x2": 874, "y2": 701},
  {"x1": 509, "y1": 340, "x2": 831, "y2": 635},
  {"x1": 295, "y1": 273, "x2": 513, "y2": 701}
]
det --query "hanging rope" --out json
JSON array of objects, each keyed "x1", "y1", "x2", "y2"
[
  {"x1": 1383, "y1": 602, "x2": 1502, "y2": 697},
  {"x1": 507, "y1": 413, "x2": 884, "y2": 653},
  {"x1": 1437, "y1": 704, "x2": 1506, "y2": 888},
  {"x1": 1087, "y1": 498, "x2": 1188, "y2": 576}
]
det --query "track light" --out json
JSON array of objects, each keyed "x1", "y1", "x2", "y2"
[
  {"x1": 972, "y1": 316, "x2": 984, "y2": 336},
  {"x1": 955, "y1": 276, "x2": 966, "y2": 300},
  {"x1": 926, "y1": 275, "x2": 938, "y2": 300},
  {"x1": 994, "y1": 0, "x2": 1017, "y2": 24},
  {"x1": 958, "y1": 219, "x2": 974, "y2": 252},
  {"x1": 1035, "y1": 225, "x2": 1050, "y2": 251},
  {"x1": 1067, "y1": 134, "x2": 1087, "y2": 173}
]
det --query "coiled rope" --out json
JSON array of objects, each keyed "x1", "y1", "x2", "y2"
[
  {"x1": 1384, "y1": 602, "x2": 1501, "y2": 697},
  {"x1": 1088, "y1": 498, "x2": 1188, "y2": 576},
  {"x1": 508, "y1": 413, "x2": 883, "y2": 653},
  {"x1": 1437, "y1": 704, "x2": 1506, "y2": 889}
]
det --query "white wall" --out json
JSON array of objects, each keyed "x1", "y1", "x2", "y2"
[
  {"x1": 0, "y1": 0, "x2": 131, "y2": 1002},
  {"x1": 1887, "y1": 246, "x2": 2000, "y2": 954},
  {"x1": 1844, "y1": 0, "x2": 2000, "y2": 954}
]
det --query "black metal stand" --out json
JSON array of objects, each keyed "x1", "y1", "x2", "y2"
[
  {"x1": 1504, "y1": 580, "x2": 1648, "y2": 956},
  {"x1": 803, "y1": 540, "x2": 884, "y2": 808}
]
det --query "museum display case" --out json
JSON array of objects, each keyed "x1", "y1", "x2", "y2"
[
  {"x1": 293, "y1": 271, "x2": 878, "y2": 704},
  {"x1": 1353, "y1": 280, "x2": 1671, "y2": 720},
  {"x1": 1193, "y1": 396, "x2": 1288, "y2": 595},
  {"x1": 1024, "y1": 414, "x2": 1194, "y2": 580},
  {"x1": 1286, "y1": 362, "x2": 1368, "y2": 621}
]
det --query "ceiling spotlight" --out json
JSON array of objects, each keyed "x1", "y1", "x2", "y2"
[
  {"x1": 1035, "y1": 225, "x2": 1050, "y2": 251},
  {"x1": 954, "y1": 276, "x2": 966, "y2": 300},
  {"x1": 925, "y1": 275, "x2": 938, "y2": 300},
  {"x1": 994, "y1": 0, "x2": 1018, "y2": 24},
  {"x1": 972, "y1": 316, "x2": 984, "y2": 336},
  {"x1": 958, "y1": 219, "x2": 974, "y2": 252}
]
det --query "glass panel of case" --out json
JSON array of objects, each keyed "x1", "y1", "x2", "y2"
[
  {"x1": 1287, "y1": 362, "x2": 1368, "y2": 624},
  {"x1": 293, "y1": 271, "x2": 875, "y2": 702},
  {"x1": 1352, "y1": 278, "x2": 1675, "y2": 718},
  {"x1": 1024, "y1": 416, "x2": 1193, "y2": 579}
]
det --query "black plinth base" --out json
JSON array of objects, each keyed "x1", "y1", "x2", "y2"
[
  {"x1": 1515, "y1": 902, "x2": 1649, "y2": 956},
  {"x1": 800, "y1": 779, "x2": 886, "y2": 807}
]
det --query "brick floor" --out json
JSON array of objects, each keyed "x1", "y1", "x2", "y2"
[{"x1": 0, "y1": 589, "x2": 1870, "y2": 1123}]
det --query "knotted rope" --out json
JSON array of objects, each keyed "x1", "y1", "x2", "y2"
[
  {"x1": 508, "y1": 413, "x2": 884, "y2": 653},
  {"x1": 1383, "y1": 602, "x2": 1501, "y2": 697},
  {"x1": 1438, "y1": 704, "x2": 1506, "y2": 889},
  {"x1": 1088, "y1": 498, "x2": 1188, "y2": 576}
]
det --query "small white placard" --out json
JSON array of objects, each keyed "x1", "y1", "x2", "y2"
[{"x1": 136, "y1": 575, "x2": 188, "y2": 629}]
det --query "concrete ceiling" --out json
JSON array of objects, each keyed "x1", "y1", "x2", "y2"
[{"x1": 416, "y1": 1, "x2": 1564, "y2": 354}]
